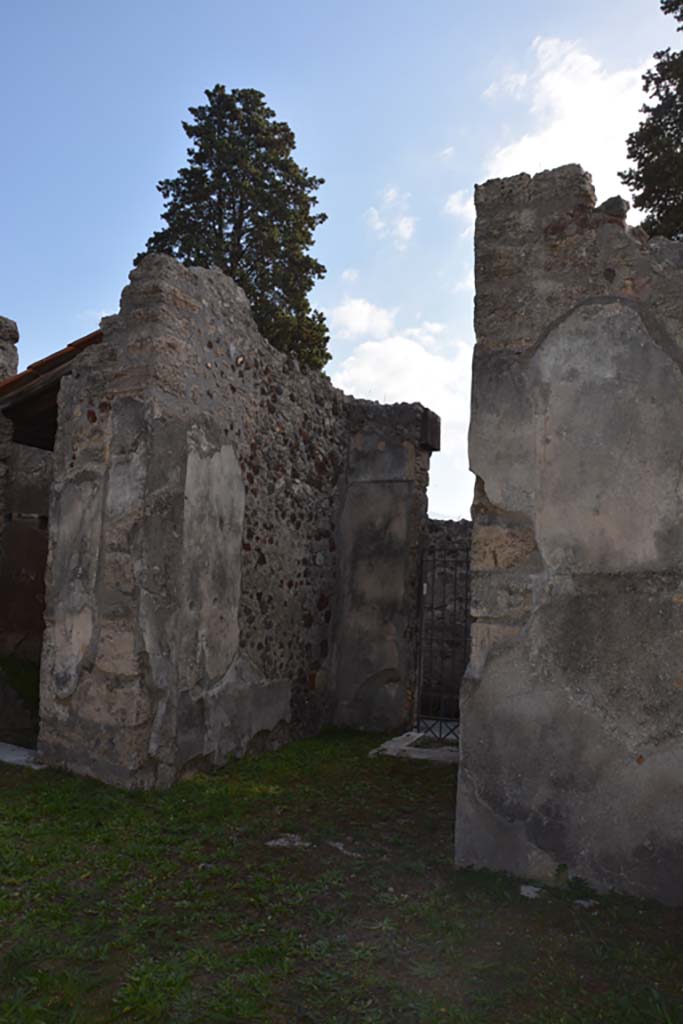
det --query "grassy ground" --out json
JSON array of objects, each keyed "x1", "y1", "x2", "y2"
[{"x1": 1, "y1": 732, "x2": 682, "y2": 1024}]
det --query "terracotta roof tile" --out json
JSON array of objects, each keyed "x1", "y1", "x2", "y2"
[{"x1": 0, "y1": 329, "x2": 103, "y2": 404}]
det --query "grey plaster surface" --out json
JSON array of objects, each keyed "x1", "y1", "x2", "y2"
[{"x1": 459, "y1": 163, "x2": 683, "y2": 905}]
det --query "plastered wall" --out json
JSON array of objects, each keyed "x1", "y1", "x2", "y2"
[{"x1": 458, "y1": 164, "x2": 683, "y2": 905}]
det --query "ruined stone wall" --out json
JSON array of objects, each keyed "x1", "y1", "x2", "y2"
[
  {"x1": 39, "y1": 256, "x2": 435, "y2": 787},
  {"x1": 0, "y1": 318, "x2": 19, "y2": 547},
  {"x1": 0, "y1": 321, "x2": 45, "y2": 746},
  {"x1": 0, "y1": 417, "x2": 11, "y2": 563},
  {"x1": 0, "y1": 317, "x2": 18, "y2": 382},
  {"x1": 0, "y1": 444, "x2": 52, "y2": 661},
  {"x1": 0, "y1": 443, "x2": 47, "y2": 745},
  {"x1": 458, "y1": 164, "x2": 683, "y2": 905}
]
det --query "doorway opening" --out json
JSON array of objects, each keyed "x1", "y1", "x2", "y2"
[
  {"x1": 416, "y1": 519, "x2": 471, "y2": 740},
  {"x1": 0, "y1": 330, "x2": 102, "y2": 750},
  {"x1": 0, "y1": 455, "x2": 50, "y2": 748}
]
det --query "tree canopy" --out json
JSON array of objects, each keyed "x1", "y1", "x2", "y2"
[
  {"x1": 662, "y1": 0, "x2": 683, "y2": 24},
  {"x1": 138, "y1": 86, "x2": 330, "y2": 369},
  {"x1": 620, "y1": 1, "x2": 683, "y2": 237}
]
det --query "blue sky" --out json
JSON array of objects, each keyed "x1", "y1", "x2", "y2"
[{"x1": 1, "y1": 0, "x2": 678, "y2": 517}]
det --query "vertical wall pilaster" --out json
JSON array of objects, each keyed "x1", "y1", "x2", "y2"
[
  {"x1": 330, "y1": 404, "x2": 439, "y2": 731},
  {"x1": 38, "y1": 258, "x2": 245, "y2": 787}
]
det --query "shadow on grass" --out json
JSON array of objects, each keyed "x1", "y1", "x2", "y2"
[{"x1": 0, "y1": 730, "x2": 682, "y2": 1023}]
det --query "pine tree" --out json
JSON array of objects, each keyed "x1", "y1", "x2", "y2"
[
  {"x1": 662, "y1": 0, "x2": 683, "y2": 24},
  {"x1": 620, "y1": 1, "x2": 683, "y2": 237},
  {"x1": 138, "y1": 86, "x2": 330, "y2": 369}
]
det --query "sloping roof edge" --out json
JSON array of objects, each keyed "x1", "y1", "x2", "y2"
[{"x1": 0, "y1": 329, "x2": 103, "y2": 409}]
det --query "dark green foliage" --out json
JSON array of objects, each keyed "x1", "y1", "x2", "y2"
[
  {"x1": 620, "y1": 2, "x2": 683, "y2": 237},
  {"x1": 661, "y1": 1, "x2": 683, "y2": 25},
  {"x1": 138, "y1": 86, "x2": 330, "y2": 370}
]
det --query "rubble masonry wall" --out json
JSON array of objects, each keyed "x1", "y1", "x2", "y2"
[
  {"x1": 0, "y1": 444, "x2": 52, "y2": 661},
  {"x1": 38, "y1": 255, "x2": 435, "y2": 787}
]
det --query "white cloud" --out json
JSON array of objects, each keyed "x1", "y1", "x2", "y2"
[
  {"x1": 455, "y1": 269, "x2": 475, "y2": 294},
  {"x1": 404, "y1": 321, "x2": 447, "y2": 351},
  {"x1": 395, "y1": 215, "x2": 416, "y2": 245},
  {"x1": 366, "y1": 186, "x2": 417, "y2": 250},
  {"x1": 366, "y1": 207, "x2": 385, "y2": 236},
  {"x1": 329, "y1": 298, "x2": 396, "y2": 340},
  {"x1": 341, "y1": 267, "x2": 359, "y2": 283},
  {"x1": 483, "y1": 71, "x2": 529, "y2": 100},
  {"x1": 332, "y1": 326, "x2": 475, "y2": 520},
  {"x1": 486, "y1": 36, "x2": 649, "y2": 212},
  {"x1": 440, "y1": 146, "x2": 455, "y2": 160},
  {"x1": 444, "y1": 189, "x2": 475, "y2": 237}
]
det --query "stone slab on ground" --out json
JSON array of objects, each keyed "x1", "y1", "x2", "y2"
[
  {"x1": 0, "y1": 741, "x2": 46, "y2": 769},
  {"x1": 369, "y1": 730, "x2": 459, "y2": 764}
]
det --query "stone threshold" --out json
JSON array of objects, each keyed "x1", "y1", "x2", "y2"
[
  {"x1": 0, "y1": 742, "x2": 46, "y2": 770},
  {"x1": 369, "y1": 730, "x2": 459, "y2": 764}
]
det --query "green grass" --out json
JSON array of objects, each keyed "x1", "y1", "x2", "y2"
[{"x1": 1, "y1": 731, "x2": 682, "y2": 1023}]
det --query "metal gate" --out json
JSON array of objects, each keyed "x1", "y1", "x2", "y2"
[{"x1": 416, "y1": 523, "x2": 471, "y2": 740}]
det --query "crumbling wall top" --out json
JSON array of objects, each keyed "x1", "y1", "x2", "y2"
[
  {"x1": 475, "y1": 163, "x2": 596, "y2": 217},
  {"x1": 473, "y1": 163, "x2": 683, "y2": 359},
  {"x1": 0, "y1": 317, "x2": 19, "y2": 380}
]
